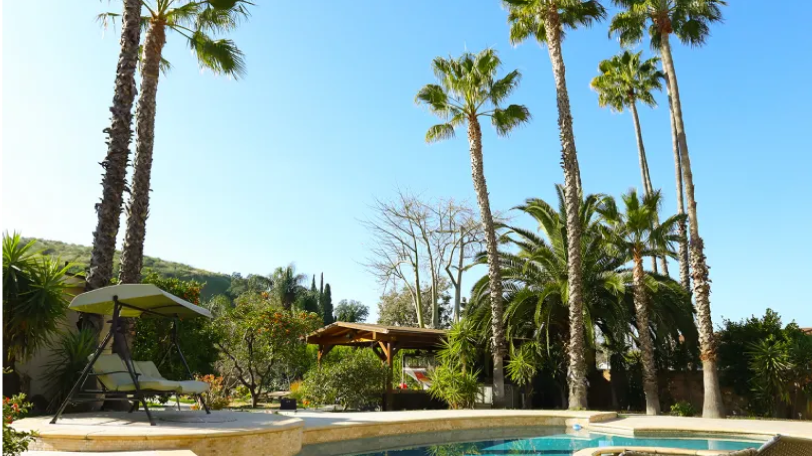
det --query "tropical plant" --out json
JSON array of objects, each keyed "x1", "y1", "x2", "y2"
[
  {"x1": 299, "y1": 348, "x2": 388, "y2": 411},
  {"x1": 85, "y1": 0, "x2": 143, "y2": 300},
  {"x1": 506, "y1": 342, "x2": 540, "y2": 409},
  {"x1": 3, "y1": 387, "x2": 34, "y2": 456},
  {"x1": 415, "y1": 48, "x2": 530, "y2": 407},
  {"x1": 591, "y1": 50, "x2": 670, "y2": 274},
  {"x1": 609, "y1": 0, "x2": 728, "y2": 418},
  {"x1": 428, "y1": 363, "x2": 480, "y2": 410},
  {"x1": 114, "y1": 0, "x2": 250, "y2": 284},
  {"x1": 466, "y1": 187, "x2": 696, "y2": 410},
  {"x1": 43, "y1": 329, "x2": 97, "y2": 412},
  {"x1": 334, "y1": 299, "x2": 369, "y2": 323},
  {"x1": 2, "y1": 233, "x2": 72, "y2": 392},
  {"x1": 437, "y1": 319, "x2": 481, "y2": 373},
  {"x1": 598, "y1": 189, "x2": 685, "y2": 415},
  {"x1": 270, "y1": 264, "x2": 308, "y2": 310},
  {"x1": 504, "y1": 0, "x2": 606, "y2": 410}
]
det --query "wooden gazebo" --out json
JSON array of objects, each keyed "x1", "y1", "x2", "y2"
[{"x1": 305, "y1": 322, "x2": 447, "y2": 409}]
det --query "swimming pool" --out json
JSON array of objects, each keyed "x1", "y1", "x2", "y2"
[{"x1": 352, "y1": 431, "x2": 761, "y2": 456}]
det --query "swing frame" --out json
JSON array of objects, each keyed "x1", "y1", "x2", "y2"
[{"x1": 50, "y1": 285, "x2": 213, "y2": 426}]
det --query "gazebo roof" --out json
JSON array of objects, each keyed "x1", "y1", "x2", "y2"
[{"x1": 306, "y1": 322, "x2": 446, "y2": 349}]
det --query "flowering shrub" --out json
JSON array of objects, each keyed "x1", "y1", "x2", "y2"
[
  {"x1": 214, "y1": 293, "x2": 322, "y2": 407},
  {"x1": 193, "y1": 375, "x2": 230, "y2": 410},
  {"x1": 3, "y1": 394, "x2": 34, "y2": 456},
  {"x1": 299, "y1": 348, "x2": 387, "y2": 411}
]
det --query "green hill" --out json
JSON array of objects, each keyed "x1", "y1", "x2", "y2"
[{"x1": 25, "y1": 238, "x2": 232, "y2": 301}]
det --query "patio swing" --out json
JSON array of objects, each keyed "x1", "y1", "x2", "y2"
[{"x1": 50, "y1": 284, "x2": 214, "y2": 426}]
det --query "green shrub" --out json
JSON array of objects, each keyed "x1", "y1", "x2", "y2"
[
  {"x1": 300, "y1": 349, "x2": 387, "y2": 410},
  {"x1": 428, "y1": 364, "x2": 480, "y2": 409},
  {"x1": 669, "y1": 400, "x2": 697, "y2": 417},
  {"x1": 43, "y1": 329, "x2": 97, "y2": 412},
  {"x1": 3, "y1": 391, "x2": 34, "y2": 456}
]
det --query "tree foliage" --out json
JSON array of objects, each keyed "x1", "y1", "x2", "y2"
[
  {"x1": 334, "y1": 299, "x2": 369, "y2": 323},
  {"x1": 299, "y1": 348, "x2": 387, "y2": 410},
  {"x1": 214, "y1": 292, "x2": 321, "y2": 407}
]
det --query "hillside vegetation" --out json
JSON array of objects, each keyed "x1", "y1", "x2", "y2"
[{"x1": 25, "y1": 238, "x2": 231, "y2": 300}]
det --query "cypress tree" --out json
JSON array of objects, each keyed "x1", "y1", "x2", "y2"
[{"x1": 321, "y1": 283, "x2": 333, "y2": 325}]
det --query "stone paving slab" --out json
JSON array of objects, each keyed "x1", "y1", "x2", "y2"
[{"x1": 587, "y1": 415, "x2": 812, "y2": 440}]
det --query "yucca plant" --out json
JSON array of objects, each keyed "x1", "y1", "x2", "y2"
[{"x1": 44, "y1": 329, "x2": 98, "y2": 412}]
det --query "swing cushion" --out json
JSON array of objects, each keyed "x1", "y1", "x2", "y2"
[
  {"x1": 91, "y1": 355, "x2": 180, "y2": 392},
  {"x1": 134, "y1": 361, "x2": 210, "y2": 395}
]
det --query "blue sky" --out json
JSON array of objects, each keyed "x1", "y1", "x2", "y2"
[{"x1": 3, "y1": 1, "x2": 811, "y2": 325}]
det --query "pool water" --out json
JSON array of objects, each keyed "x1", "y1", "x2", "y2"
[{"x1": 354, "y1": 432, "x2": 760, "y2": 456}]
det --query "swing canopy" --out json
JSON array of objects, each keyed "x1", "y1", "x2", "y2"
[{"x1": 69, "y1": 284, "x2": 212, "y2": 319}]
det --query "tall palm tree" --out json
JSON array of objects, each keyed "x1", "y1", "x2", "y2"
[
  {"x1": 609, "y1": 0, "x2": 727, "y2": 418},
  {"x1": 665, "y1": 76, "x2": 691, "y2": 293},
  {"x1": 85, "y1": 0, "x2": 143, "y2": 298},
  {"x1": 504, "y1": 0, "x2": 606, "y2": 410},
  {"x1": 590, "y1": 50, "x2": 670, "y2": 275},
  {"x1": 466, "y1": 187, "x2": 696, "y2": 409},
  {"x1": 598, "y1": 190, "x2": 685, "y2": 415},
  {"x1": 415, "y1": 49, "x2": 531, "y2": 408},
  {"x1": 271, "y1": 264, "x2": 307, "y2": 310},
  {"x1": 115, "y1": 0, "x2": 249, "y2": 284}
]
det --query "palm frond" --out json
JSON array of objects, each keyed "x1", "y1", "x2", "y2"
[
  {"x1": 187, "y1": 30, "x2": 245, "y2": 77},
  {"x1": 425, "y1": 123, "x2": 456, "y2": 143},
  {"x1": 492, "y1": 104, "x2": 531, "y2": 136}
]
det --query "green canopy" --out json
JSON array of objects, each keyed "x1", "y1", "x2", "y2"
[{"x1": 69, "y1": 284, "x2": 212, "y2": 319}]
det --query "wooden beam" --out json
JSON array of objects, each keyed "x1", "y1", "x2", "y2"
[
  {"x1": 317, "y1": 344, "x2": 334, "y2": 366},
  {"x1": 371, "y1": 345, "x2": 387, "y2": 363}
]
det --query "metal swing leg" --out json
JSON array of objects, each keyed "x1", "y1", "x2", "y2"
[
  {"x1": 51, "y1": 329, "x2": 113, "y2": 424},
  {"x1": 171, "y1": 318, "x2": 210, "y2": 415},
  {"x1": 112, "y1": 299, "x2": 156, "y2": 426}
]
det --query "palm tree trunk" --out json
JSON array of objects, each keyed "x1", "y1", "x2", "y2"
[
  {"x1": 85, "y1": 0, "x2": 142, "y2": 295},
  {"x1": 660, "y1": 34, "x2": 724, "y2": 418},
  {"x1": 467, "y1": 116, "x2": 506, "y2": 408},
  {"x1": 119, "y1": 20, "x2": 167, "y2": 284},
  {"x1": 544, "y1": 7, "x2": 587, "y2": 410},
  {"x1": 664, "y1": 74, "x2": 691, "y2": 293},
  {"x1": 631, "y1": 102, "x2": 669, "y2": 276},
  {"x1": 633, "y1": 257, "x2": 660, "y2": 415}
]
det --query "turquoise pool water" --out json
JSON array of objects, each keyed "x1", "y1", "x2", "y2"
[{"x1": 355, "y1": 432, "x2": 760, "y2": 455}]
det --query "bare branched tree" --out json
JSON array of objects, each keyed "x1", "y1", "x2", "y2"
[{"x1": 364, "y1": 190, "x2": 483, "y2": 328}]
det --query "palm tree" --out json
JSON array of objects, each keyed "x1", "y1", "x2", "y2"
[
  {"x1": 665, "y1": 76, "x2": 691, "y2": 293},
  {"x1": 85, "y1": 0, "x2": 143, "y2": 298},
  {"x1": 609, "y1": 0, "x2": 727, "y2": 418},
  {"x1": 598, "y1": 190, "x2": 684, "y2": 415},
  {"x1": 3, "y1": 234, "x2": 72, "y2": 394},
  {"x1": 466, "y1": 187, "x2": 696, "y2": 409},
  {"x1": 115, "y1": 0, "x2": 249, "y2": 284},
  {"x1": 504, "y1": 0, "x2": 606, "y2": 410},
  {"x1": 591, "y1": 50, "x2": 670, "y2": 275},
  {"x1": 415, "y1": 49, "x2": 531, "y2": 408},
  {"x1": 271, "y1": 264, "x2": 307, "y2": 310}
]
